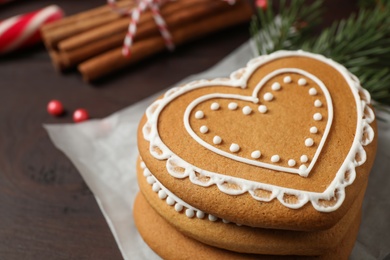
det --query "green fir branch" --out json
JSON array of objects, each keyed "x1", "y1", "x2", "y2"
[
  {"x1": 250, "y1": 0, "x2": 390, "y2": 107},
  {"x1": 301, "y1": 3, "x2": 390, "y2": 104},
  {"x1": 250, "y1": 0, "x2": 323, "y2": 55}
]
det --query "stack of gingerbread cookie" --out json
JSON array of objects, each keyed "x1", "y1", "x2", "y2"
[{"x1": 134, "y1": 50, "x2": 377, "y2": 259}]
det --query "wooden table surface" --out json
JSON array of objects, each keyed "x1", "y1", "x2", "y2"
[{"x1": 0, "y1": 1, "x2": 356, "y2": 259}]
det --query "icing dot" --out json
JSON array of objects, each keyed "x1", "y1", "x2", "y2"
[
  {"x1": 228, "y1": 102, "x2": 238, "y2": 110},
  {"x1": 300, "y1": 155, "x2": 308, "y2": 163},
  {"x1": 298, "y1": 78, "x2": 307, "y2": 86},
  {"x1": 242, "y1": 106, "x2": 252, "y2": 115},
  {"x1": 309, "y1": 88, "x2": 317, "y2": 96},
  {"x1": 283, "y1": 76, "x2": 292, "y2": 83},
  {"x1": 314, "y1": 100, "x2": 322, "y2": 107},
  {"x1": 210, "y1": 102, "x2": 220, "y2": 110},
  {"x1": 186, "y1": 209, "x2": 195, "y2": 218},
  {"x1": 313, "y1": 113, "x2": 323, "y2": 121},
  {"x1": 264, "y1": 92, "x2": 274, "y2": 101},
  {"x1": 299, "y1": 165, "x2": 308, "y2": 172},
  {"x1": 271, "y1": 82, "x2": 281, "y2": 91},
  {"x1": 200, "y1": 125, "x2": 208, "y2": 133},
  {"x1": 196, "y1": 211, "x2": 205, "y2": 219},
  {"x1": 158, "y1": 190, "x2": 167, "y2": 199},
  {"x1": 174, "y1": 203, "x2": 183, "y2": 212},
  {"x1": 310, "y1": 126, "x2": 318, "y2": 134},
  {"x1": 152, "y1": 183, "x2": 160, "y2": 192},
  {"x1": 146, "y1": 176, "x2": 155, "y2": 184},
  {"x1": 195, "y1": 110, "x2": 204, "y2": 119},
  {"x1": 166, "y1": 196, "x2": 175, "y2": 206},
  {"x1": 230, "y1": 143, "x2": 240, "y2": 153},
  {"x1": 305, "y1": 138, "x2": 314, "y2": 147},
  {"x1": 208, "y1": 215, "x2": 218, "y2": 222},
  {"x1": 251, "y1": 150, "x2": 261, "y2": 159},
  {"x1": 143, "y1": 169, "x2": 151, "y2": 177},
  {"x1": 288, "y1": 159, "x2": 296, "y2": 167},
  {"x1": 271, "y1": 155, "x2": 280, "y2": 163},
  {"x1": 213, "y1": 136, "x2": 222, "y2": 145},
  {"x1": 258, "y1": 105, "x2": 268, "y2": 113},
  {"x1": 140, "y1": 162, "x2": 146, "y2": 169}
]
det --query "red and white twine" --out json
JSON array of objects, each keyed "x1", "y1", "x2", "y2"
[
  {"x1": 108, "y1": 0, "x2": 236, "y2": 57},
  {"x1": 108, "y1": 0, "x2": 173, "y2": 57}
]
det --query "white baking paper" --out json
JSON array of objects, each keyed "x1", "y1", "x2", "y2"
[{"x1": 44, "y1": 41, "x2": 390, "y2": 260}]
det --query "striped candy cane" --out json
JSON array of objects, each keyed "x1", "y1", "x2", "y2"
[
  {"x1": 108, "y1": 0, "x2": 236, "y2": 57},
  {"x1": 0, "y1": 5, "x2": 63, "y2": 54}
]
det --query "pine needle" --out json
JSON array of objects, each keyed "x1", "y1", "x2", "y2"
[
  {"x1": 250, "y1": 0, "x2": 390, "y2": 107},
  {"x1": 250, "y1": 0, "x2": 324, "y2": 55}
]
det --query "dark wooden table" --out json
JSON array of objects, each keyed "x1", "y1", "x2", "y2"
[{"x1": 0, "y1": 1, "x2": 356, "y2": 259}]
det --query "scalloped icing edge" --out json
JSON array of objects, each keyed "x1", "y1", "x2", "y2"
[
  {"x1": 142, "y1": 50, "x2": 375, "y2": 212},
  {"x1": 141, "y1": 160, "x2": 242, "y2": 225}
]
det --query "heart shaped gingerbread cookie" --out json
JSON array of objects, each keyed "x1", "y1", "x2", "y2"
[{"x1": 138, "y1": 50, "x2": 377, "y2": 231}]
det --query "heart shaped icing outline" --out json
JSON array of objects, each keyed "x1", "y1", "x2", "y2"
[
  {"x1": 142, "y1": 50, "x2": 375, "y2": 212},
  {"x1": 183, "y1": 68, "x2": 333, "y2": 177}
]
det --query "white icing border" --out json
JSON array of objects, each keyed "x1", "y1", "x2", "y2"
[
  {"x1": 141, "y1": 160, "x2": 238, "y2": 224},
  {"x1": 142, "y1": 50, "x2": 375, "y2": 212},
  {"x1": 183, "y1": 68, "x2": 333, "y2": 177}
]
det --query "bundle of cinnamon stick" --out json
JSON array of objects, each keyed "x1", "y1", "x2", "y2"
[{"x1": 41, "y1": 0, "x2": 253, "y2": 82}]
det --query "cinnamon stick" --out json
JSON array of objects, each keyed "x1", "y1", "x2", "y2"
[
  {"x1": 57, "y1": 0, "x2": 224, "y2": 52},
  {"x1": 41, "y1": 1, "x2": 133, "y2": 49},
  {"x1": 78, "y1": 0, "x2": 252, "y2": 82},
  {"x1": 59, "y1": 34, "x2": 125, "y2": 69},
  {"x1": 58, "y1": 0, "x2": 231, "y2": 68},
  {"x1": 41, "y1": 5, "x2": 111, "y2": 32},
  {"x1": 48, "y1": 50, "x2": 67, "y2": 71}
]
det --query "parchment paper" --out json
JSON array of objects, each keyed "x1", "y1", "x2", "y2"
[{"x1": 44, "y1": 42, "x2": 390, "y2": 260}]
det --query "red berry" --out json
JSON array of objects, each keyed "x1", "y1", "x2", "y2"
[
  {"x1": 73, "y1": 109, "x2": 89, "y2": 123},
  {"x1": 256, "y1": 0, "x2": 267, "y2": 10},
  {"x1": 47, "y1": 100, "x2": 64, "y2": 116}
]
